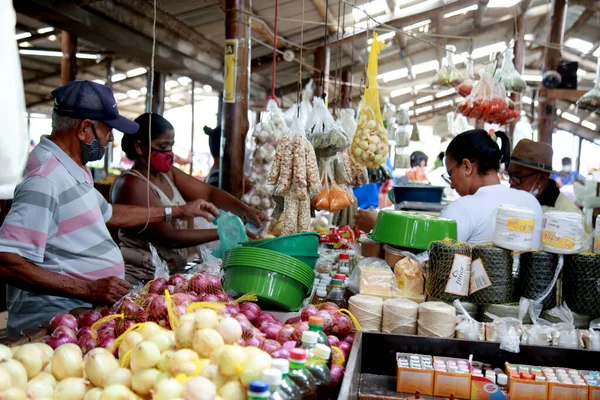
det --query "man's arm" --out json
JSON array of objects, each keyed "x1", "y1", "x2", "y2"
[
  {"x1": 0, "y1": 252, "x2": 129, "y2": 305},
  {"x1": 107, "y1": 200, "x2": 219, "y2": 229}
]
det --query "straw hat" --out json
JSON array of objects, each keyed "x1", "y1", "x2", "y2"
[{"x1": 510, "y1": 139, "x2": 554, "y2": 173}]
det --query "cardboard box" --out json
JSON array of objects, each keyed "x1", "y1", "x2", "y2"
[
  {"x1": 395, "y1": 353, "x2": 434, "y2": 395},
  {"x1": 579, "y1": 370, "x2": 600, "y2": 400},
  {"x1": 433, "y1": 357, "x2": 472, "y2": 399},
  {"x1": 509, "y1": 377, "x2": 548, "y2": 400},
  {"x1": 547, "y1": 382, "x2": 588, "y2": 400}
]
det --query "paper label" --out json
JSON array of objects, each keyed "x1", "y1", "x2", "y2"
[
  {"x1": 469, "y1": 258, "x2": 492, "y2": 295},
  {"x1": 507, "y1": 218, "x2": 535, "y2": 234},
  {"x1": 223, "y1": 39, "x2": 238, "y2": 103},
  {"x1": 445, "y1": 254, "x2": 471, "y2": 297},
  {"x1": 541, "y1": 216, "x2": 582, "y2": 250},
  {"x1": 594, "y1": 236, "x2": 600, "y2": 253}
]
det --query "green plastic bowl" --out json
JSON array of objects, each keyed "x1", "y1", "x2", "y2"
[
  {"x1": 240, "y1": 232, "x2": 319, "y2": 254},
  {"x1": 222, "y1": 266, "x2": 308, "y2": 311},
  {"x1": 369, "y1": 210, "x2": 457, "y2": 250}
]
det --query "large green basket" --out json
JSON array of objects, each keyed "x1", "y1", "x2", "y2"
[{"x1": 240, "y1": 232, "x2": 320, "y2": 268}]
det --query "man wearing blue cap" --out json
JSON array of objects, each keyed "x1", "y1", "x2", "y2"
[{"x1": 0, "y1": 81, "x2": 219, "y2": 335}]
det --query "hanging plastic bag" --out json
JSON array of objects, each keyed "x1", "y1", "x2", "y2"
[
  {"x1": 307, "y1": 97, "x2": 350, "y2": 157},
  {"x1": 576, "y1": 62, "x2": 600, "y2": 112},
  {"x1": 546, "y1": 303, "x2": 582, "y2": 349},
  {"x1": 192, "y1": 246, "x2": 222, "y2": 275},
  {"x1": 337, "y1": 108, "x2": 357, "y2": 141},
  {"x1": 150, "y1": 243, "x2": 170, "y2": 280},
  {"x1": 432, "y1": 114, "x2": 450, "y2": 138},
  {"x1": 495, "y1": 48, "x2": 527, "y2": 94},
  {"x1": 312, "y1": 159, "x2": 354, "y2": 212},
  {"x1": 382, "y1": 97, "x2": 397, "y2": 140},
  {"x1": 432, "y1": 45, "x2": 464, "y2": 88},
  {"x1": 454, "y1": 300, "x2": 483, "y2": 340},
  {"x1": 458, "y1": 59, "x2": 475, "y2": 97},
  {"x1": 584, "y1": 318, "x2": 600, "y2": 350},
  {"x1": 484, "y1": 298, "x2": 529, "y2": 353},
  {"x1": 350, "y1": 33, "x2": 389, "y2": 168},
  {"x1": 212, "y1": 210, "x2": 248, "y2": 258}
]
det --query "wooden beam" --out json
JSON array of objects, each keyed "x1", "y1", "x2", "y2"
[
  {"x1": 474, "y1": 0, "x2": 489, "y2": 29},
  {"x1": 564, "y1": 11, "x2": 593, "y2": 40},
  {"x1": 60, "y1": 32, "x2": 77, "y2": 84}
]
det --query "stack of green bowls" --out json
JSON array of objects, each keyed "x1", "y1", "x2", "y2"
[
  {"x1": 222, "y1": 247, "x2": 315, "y2": 311},
  {"x1": 240, "y1": 232, "x2": 319, "y2": 269}
]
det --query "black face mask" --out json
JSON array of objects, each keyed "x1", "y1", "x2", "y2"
[{"x1": 80, "y1": 124, "x2": 106, "y2": 164}]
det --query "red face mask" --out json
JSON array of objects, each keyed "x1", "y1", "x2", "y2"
[{"x1": 149, "y1": 148, "x2": 174, "y2": 173}]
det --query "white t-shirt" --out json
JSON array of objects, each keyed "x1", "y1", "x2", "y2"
[{"x1": 441, "y1": 184, "x2": 543, "y2": 248}]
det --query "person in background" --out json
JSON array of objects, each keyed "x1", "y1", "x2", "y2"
[
  {"x1": 505, "y1": 140, "x2": 591, "y2": 249},
  {"x1": 111, "y1": 113, "x2": 267, "y2": 284},
  {"x1": 0, "y1": 81, "x2": 219, "y2": 335},
  {"x1": 434, "y1": 151, "x2": 445, "y2": 169},
  {"x1": 405, "y1": 151, "x2": 429, "y2": 182},
  {"x1": 204, "y1": 125, "x2": 221, "y2": 186},
  {"x1": 552, "y1": 157, "x2": 585, "y2": 188},
  {"x1": 441, "y1": 130, "x2": 543, "y2": 245}
]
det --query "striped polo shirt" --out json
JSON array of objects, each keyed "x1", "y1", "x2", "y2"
[{"x1": 0, "y1": 136, "x2": 124, "y2": 335}]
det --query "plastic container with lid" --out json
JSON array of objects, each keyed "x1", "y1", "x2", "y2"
[
  {"x1": 331, "y1": 254, "x2": 350, "y2": 277},
  {"x1": 326, "y1": 279, "x2": 347, "y2": 308},
  {"x1": 248, "y1": 380, "x2": 270, "y2": 400},
  {"x1": 270, "y1": 359, "x2": 302, "y2": 400},
  {"x1": 306, "y1": 344, "x2": 333, "y2": 400},
  {"x1": 262, "y1": 368, "x2": 290, "y2": 400},
  {"x1": 288, "y1": 349, "x2": 318, "y2": 400},
  {"x1": 383, "y1": 244, "x2": 406, "y2": 268},
  {"x1": 360, "y1": 236, "x2": 384, "y2": 258}
]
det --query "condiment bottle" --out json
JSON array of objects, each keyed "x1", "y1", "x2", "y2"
[
  {"x1": 311, "y1": 289, "x2": 327, "y2": 306},
  {"x1": 298, "y1": 316, "x2": 331, "y2": 366},
  {"x1": 326, "y1": 279, "x2": 347, "y2": 309},
  {"x1": 497, "y1": 373, "x2": 509, "y2": 395},
  {"x1": 306, "y1": 344, "x2": 333, "y2": 400},
  {"x1": 288, "y1": 349, "x2": 318, "y2": 400},
  {"x1": 332, "y1": 253, "x2": 350, "y2": 277},
  {"x1": 299, "y1": 330, "x2": 319, "y2": 359},
  {"x1": 248, "y1": 380, "x2": 270, "y2": 400},
  {"x1": 271, "y1": 359, "x2": 303, "y2": 400},
  {"x1": 262, "y1": 368, "x2": 291, "y2": 400}
]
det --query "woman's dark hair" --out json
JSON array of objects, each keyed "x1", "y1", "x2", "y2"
[
  {"x1": 446, "y1": 129, "x2": 510, "y2": 174},
  {"x1": 410, "y1": 151, "x2": 428, "y2": 168},
  {"x1": 437, "y1": 151, "x2": 445, "y2": 161},
  {"x1": 122, "y1": 113, "x2": 174, "y2": 160},
  {"x1": 204, "y1": 125, "x2": 221, "y2": 158}
]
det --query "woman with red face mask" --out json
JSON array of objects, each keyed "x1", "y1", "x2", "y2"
[{"x1": 111, "y1": 113, "x2": 267, "y2": 284}]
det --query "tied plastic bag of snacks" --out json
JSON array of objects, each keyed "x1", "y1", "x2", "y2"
[
  {"x1": 337, "y1": 108, "x2": 357, "y2": 141},
  {"x1": 547, "y1": 303, "x2": 583, "y2": 349},
  {"x1": 432, "y1": 45, "x2": 464, "y2": 88},
  {"x1": 495, "y1": 48, "x2": 527, "y2": 94},
  {"x1": 350, "y1": 33, "x2": 389, "y2": 168},
  {"x1": 458, "y1": 59, "x2": 475, "y2": 97},
  {"x1": 312, "y1": 159, "x2": 354, "y2": 212},
  {"x1": 307, "y1": 97, "x2": 350, "y2": 158},
  {"x1": 576, "y1": 62, "x2": 600, "y2": 112}
]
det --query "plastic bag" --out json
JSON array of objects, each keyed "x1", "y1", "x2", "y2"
[
  {"x1": 484, "y1": 298, "x2": 530, "y2": 353},
  {"x1": 495, "y1": 48, "x2": 527, "y2": 94},
  {"x1": 382, "y1": 97, "x2": 397, "y2": 140},
  {"x1": 212, "y1": 210, "x2": 248, "y2": 258},
  {"x1": 307, "y1": 97, "x2": 350, "y2": 158},
  {"x1": 546, "y1": 303, "x2": 582, "y2": 349},
  {"x1": 454, "y1": 299, "x2": 483, "y2": 340},
  {"x1": 347, "y1": 257, "x2": 398, "y2": 299},
  {"x1": 312, "y1": 159, "x2": 354, "y2": 212},
  {"x1": 337, "y1": 108, "x2": 357, "y2": 141},
  {"x1": 393, "y1": 251, "x2": 425, "y2": 295},
  {"x1": 396, "y1": 108, "x2": 410, "y2": 126},
  {"x1": 584, "y1": 318, "x2": 600, "y2": 350},
  {"x1": 458, "y1": 59, "x2": 475, "y2": 97},
  {"x1": 150, "y1": 243, "x2": 170, "y2": 280},
  {"x1": 350, "y1": 33, "x2": 389, "y2": 168},
  {"x1": 432, "y1": 45, "x2": 464, "y2": 88},
  {"x1": 192, "y1": 246, "x2": 222, "y2": 275},
  {"x1": 576, "y1": 62, "x2": 600, "y2": 112}
]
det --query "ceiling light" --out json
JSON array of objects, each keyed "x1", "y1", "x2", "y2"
[
  {"x1": 165, "y1": 80, "x2": 179, "y2": 90},
  {"x1": 556, "y1": 109, "x2": 562, "y2": 115},
  {"x1": 436, "y1": 88, "x2": 456, "y2": 98},
  {"x1": 408, "y1": 110, "x2": 415, "y2": 116},
  {"x1": 444, "y1": 5, "x2": 478, "y2": 18},
  {"x1": 403, "y1": 19, "x2": 431, "y2": 32},
  {"x1": 352, "y1": 0, "x2": 387, "y2": 22},
  {"x1": 114, "y1": 93, "x2": 128, "y2": 100},
  {"x1": 564, "y1": 38, "x2": 594, "y2": 54},
  {"x1": 534, "y1": 100, "x2": 539, "y2": 107},
  {"x1": 48, "y1": 35, "x2": 56, "y2": 41},
  {"x1": 378, "y1": 68, "x2": 409, "y2": 82},
  {"x1": 524, "y1": 34, "x2": 535, "y2": 41},
  {"x1": 411, "y1": 60, "x2": 439, "y2": 76},
  {"x1": 582, "y1": 120, "x2": 597, "y2": 130},
  {"x1": 177, "y1": 76, "x2": 192, "y2": 86},
  {"x1": 203, "y1": 84, "x2": 213, "y2": 93},
  {"x1": 18, "y1": 49, "x2": 100, "y2": 60},
  {"x1": 112, "y1": 73, "x2": 126, "y2": 82},
  {"x1": 414, "y1": 83, "x2": 430, "y2": 93},
  {"x1": 521, "y1": 96, "x2": 532, "y2": 104},
  {"x1": 194, "y1": 87, "x2": 204, "y2": 94},
  {"x1": 29, "y1": 113, "x2": 47, "y2": 118},
  {"x1": 435, "y1": 100, "x2": 453, "y2": 109},
  {"x1": 594, "y1": 47, "x2": 600, "y2": 57},
  {"x1": 126, "y1": 67, "x2": 147, "y2": 77},
  {"x1": 15, "y1": 32, "x2": 32, "y2": 41},
  {"x1": 92, "y1": 79, "x2": 105, "y2": 85},
  {"x1": 127, "y1": 90, "x2": 141, "y2": 98},
  {"x1": 399, "y1": 101, "x2": 414, "y2": 109},
  {"x1": 416, "y1": 95, "x2": 433, "y2": 104},
  {"x1": 140, "y1": 87, "x2": 147, "y2": 95},
  {"x1": 415, "y1": 105, "x2": 433, "y2": 114},
  {"x1": 488, "y1": 0, "x2": 521, "y2": 7},
  {"x1": 19, "y1": 42, "x2": 32, "y2": 47},
  {"x1": 471, "y1": 41, "x2": 507, "y2": 59},
  {"x1": 561, "y1": 112, "x2": 580, "y2": 124},
  {"x1": 37, "y1": 27, "x2": 54, "y2": 34},
  {"x1": 577, "y1": 69, "x2": 588, "y2": 77},
  {"x1": 522, "y1": 75, "x2": 542, "y2": 82},
  {"x1": 391, "y1": 87, "x2": 412, "y2": 98}
]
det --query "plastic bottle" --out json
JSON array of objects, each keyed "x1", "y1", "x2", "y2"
[
  {"x1": 288, "y1": 348, "x2": 318, "y2": 400},
  {"x1": 497, "y1": 373, "x2": 509, "y2": 395},
  {"x1": 299, "y1": 330, "x2": 319, "y2": 359},
  {"x1": 332, "y1": 253, "x2": 350, "y2": 277},
  {"x1": 326, "y1": 279, "x2": 347, "y2": 308},
  {"x1": 311, "y1": 289, "x2": 327, "y2": 306},
  {"x1": 262, "y1": 368, "x2": 291, "y2": 400},
  {"x1": 248, "y1": 380, "x2": 270, "y2": 400},
  {"x1": 271, "y1": 359, "x2": 303, "y2": 400},
  {"x1": 306, "y1": 343, "x2": 333, "y2": 400}
]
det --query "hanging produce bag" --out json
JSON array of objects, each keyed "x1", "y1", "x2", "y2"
[
  {"x1": 312, "y1": 158, "x2": 354, "y2": 212},
  {"x1": 307, "y1": 97, "x2": 350, "y2": 158},
  {"x1": 432, "y1": 45, "x2": 464, "y2": 88},
  {"x1": 494, "y1": 48, "x2": 527, "y2": 94},
  {"x1": 337, "y1": 108, "x2": 357, "y2": 141},
  {"x1": 458, "y1": 59, "x2": 475, "y2": 97},
  {"x1": 576, "y1": 62, "x2": 600, "y2": 112},
  {"x1": 350, "y1": 33, "x2": 389, "y2": 168}
]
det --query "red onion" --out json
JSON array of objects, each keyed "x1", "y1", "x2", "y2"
[
  {"x1": 176, "y1": 304, "x2": 188, "y2": 316},
  {"x1": 255, "y1": 313, "x2": 275, "y2": 329},
  {"x1": 327, "y1": 335, "x2": 340, "y2": 347},
  {"x1": 237, "y1": 338, "x2": 246, "y2": 346},
  {"x1": 301, "y1": 305, "x2": 318, "y2": 321},
  {"x1": 186, "y1": 292, "x2": 202, "y2": 303},
  {"x1": 260, "y1": 339, "x2": 281, "y2": 354},
  {"x1": 246, "y1": 336, "x2": 262, "y2": 348},
  {"x1": 233, "y1": 313, "x2": 249, "y2": 324},
  {"x1": 97, "y1": 318, "x2": 117, "y2": 331},
  {"x1": 338, "y1": 341, "x2": 351, "y2": 357},
  {"x1": 77, "y1": 336, "x2": 97, "y2": 353},
  {"x1": 316, "y1": 311, "x2": 334, "y2": 333},
  {"x1": 188, "y1": 275, "x2": 208, "y2": 294},
  {"x1": 149, "y1": 278, "x2": 168, "y2": 294},
  {"x1": 168, "y1": 274, "x2": 186, "y2": 287},
  {"x1": 239, "y1": 303, "x2": 261, "y2": 323},
  {"x1": 260, "y1": 323, "x2": 282, "y2": 340},
  {"x1": 276, "y1": 325, "x2": 295, "y2": 345},
  {"x1": 45, "y1": 334, "x2": 76, "y2": 349},
  {"x1": 330, "y1": 365, "x2": 345, "y2": 385},
  {"x1": 282, "y1": 341, "x2": 297, "y2": 350},
  {"x1": 157, "y1": 319, "x2": 171, "y2": 329},
  {"x1": 215, "y1": 292, "x2": 229, "y2": 302},
  {"x1": 97, "y1": 336, "x2": 115, "y2": 350},
  {"x1": 99, "y1": 307, "x2": 112, "y2": 317},
  {"x1": 122, "y1": 301, "x2": 147, "y2": 321},
  {"x1": 77, "y1": 310, "x2": 102, "y2": 328},
  {"x1": 319, "y1": 302, "x2": 339, "y2": 313},
  {"x1": 77, "y1": 326, "x2": 92, "y2": 339},
  {"x1": 332, "y1": 313, "x2": 352, "y2": 336},
  {"x1": 150, "y1": 295, "x2": 168, "y2": 320},
  {"x1": 172, "y1": 283, "x2": 188, "y2": 294},
  {"x1": 259, "y1": 312, "x2": 276, "y2": 322},
  {"x1": 205, "y1": 275, "x2": 222, "y2": 294},
  {"x1": 342, "y1": 333, "x2": 354, "y2": 345},
  {"x1": 172, "y1": 293, "x2": 192, "y2": 307},
  {"x1": 115, "y1": 319, "x2": 136, "y2": 337},
  {"x1": 97, "y1": 328, "x2": 115, "y2": 340},
  {"x1": 271, "y1": 348, "x2": 290, "y2": 360},
  {"x1": 285, "y1": 316, "x2": 302, "y2": 325},
  {"x1": 237, "y1": 318, "x2": 253, "y2": 340},
  {"x1": 49, "y1": 313, "x2": 78, "y2": 332},
  {"x1": 140, "y1": 293, "x2": 159, "y2": 309},
  {"x1": 53, "y1": 326, "x2": 77, "y2": 341},
  {"x1": 225, "y1": 303, "x2": 240, "y2": 315},
  {"x1": 199, "y1": 293, "x2": 219, "y2": 303},
  {"x1": 291, "y1": 322, "x2": 309, "y2": 342}
]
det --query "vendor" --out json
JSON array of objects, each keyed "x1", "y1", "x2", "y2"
[
  {"x1": 552, "y1": 157, "x2": 585, "y2": 188},
  {"x1": 505, "y1": 139, "x2": 591, "y2": 249},
  {"x1": 111, "y1": 113, "x2": 267, "y2": 284},
  {"x1": 0, "y1": 81, "x2": 219, "y2": 335},
  {"x1": 440, "y1": 129, "x2": 543, "y2": 245}
]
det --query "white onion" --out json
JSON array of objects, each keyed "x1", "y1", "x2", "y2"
[
  {"x1": 136, "y1": 322, "x2": 161, "y2": 341},
  {"x1": 54, "y1": 377, "x2": 88, "y2": 400},
  {"x1": 34, "y1": 343, "x2": 54, "y2": 361},
  {"x1": 102, "y1": 368, "x2": 132, "y2": 389},
  {"x1": 156, "y1": 350, "x2": 174, "y2": 373},
  {"x1": 240, "y1": 353, "x2": 271, "y2": 387},
  {"x1": 169, "y1": 349, "x2": 205, "y2": 377},
  {"x1": 0, "y1": 365, "x2": 11, "y2": 391},
  {"x1": 0, "y1": 388, "x2": 27, "y2": 400},
  {"x1": 13, "y1": 344, "x2": 45, "y2": 379},
  {"x1": 194, "y1": 309, "x2": 219, "y2": 330},
  {"x1": 175, "y1": 320, "x2": 195, "y2": 349},
  {"x1": 129, "y1": 341, "x2": 160, "y2": 372},
  {"x1": 24, "y1": 379, "x2": 54, "y2": 399},
  {"x1": 217, "y1": 318, "x2": 242, "y2": 344},
  {"x1": 152, "y1": 377, "x2": 184, "y2": 400},
  {"x1": 0, "y1": 360, "x2": 28, "y2": 388},
  {"x1": 30, "y1": 371, "x2": 56, "y2": 385},
  {"x1": 192, "y1": 329, "x2": 224, "y2": 358},
  {"x1": 0, "y1": 345, "x2": 12, "y2": 362},
  {"x1": 183, "y1": 377, "x2": 216, "y2": 400},
  {"x1": 218, "y1": 381, "x2": 245, "y2": 400},
  {"x1": 51, "y1": 343, "x2": 83, "y2": 380},
  {"x1": 217, "y1": 345, "x2": 247, "y2": 377},
  {"x1": 84, "y1": 348, "x2": 119, "y2": 388},
  {"x1": 131, "y1": 368, "x2": 160, "y2": 396},
  {"x1": 99, "y1": 384, "x2": 137, "y2": 400},
  {"x1": 178, "y1": 313, "x2": 195, "y2": 325},
  {"x1": 149, "y1": 329, "x2": 175, "y2": 352},
  {"x1": 118, "y1": 331, "x2": 143, "y2": 360},
  {"x1": 83, "y1": 388, "x2": 102, "y2": 400}
]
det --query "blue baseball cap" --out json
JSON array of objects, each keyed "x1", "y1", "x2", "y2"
[{"x1": 51, "y1": 80, "x2": 139, "y2": 134}]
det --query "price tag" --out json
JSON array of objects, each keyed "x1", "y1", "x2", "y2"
[{"x1": 445, "y1": 254, "x2": 471, "y2": 297}]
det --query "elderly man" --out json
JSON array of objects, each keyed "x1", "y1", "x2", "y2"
[
  {"x1": 505, "y1": 139, "x2": 590, "y2": 250},
  {"x1": 0, "y1": 81, "x2": 219, "y2": 335}
]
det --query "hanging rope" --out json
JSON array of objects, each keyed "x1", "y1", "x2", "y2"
[
  {"x1": 266, "y1": 0, "x2": 281, "y2": 108},
  {"x1": 320, "y1": 0, "x2": 330, "y2": 100},
  {"x1": 296, "y1": 0, "x2": 306, "y2": 112}
]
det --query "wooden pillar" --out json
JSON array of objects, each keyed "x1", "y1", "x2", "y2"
[
  {"x1": 104, "y1": 58, "x2": 114, "y2": 176},
  {"x1": 190, "y1": 81, "x2": 195, "y2": 175},
  {"x1": 510, "y1": 15, "x2": 527, "y2": 146},
  {"x1": 60, "y1": 32, "x2": 77, "y2": 85},
  {"x1": 340, "y1": 68, "x2": 352, "y2": 109},
  {"x1": 313, "y1": 46, "x2": 331, "y2": 98},
  {"x1": 145, "y1": 71, "x2": 165, "y2": 115},
  {"x1": 538, "y1": 0, "x2": 567, "y2": 145},
  {"x1": 222, "y1": 0, "x2": 250, "y2": 197}
]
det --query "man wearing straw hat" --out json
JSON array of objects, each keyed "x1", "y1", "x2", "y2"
[{"x1": 505, "y1": 139, "x2": 591, "y2": 250}]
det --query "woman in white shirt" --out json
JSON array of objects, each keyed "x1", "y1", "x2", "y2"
[{"x1": 441, "y1": 129, "x2": 543, "y2": 247}]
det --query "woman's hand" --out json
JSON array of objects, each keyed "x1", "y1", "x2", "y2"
[
  {"x1": 356, "y1": 209, "x2": 379, "y2": 233},
  {"x1": 244, "y1": 206, "x2": 268, "y2": 239},
  {"x1": 177, "y1": 199, "x2": 220, "y2": 221}
]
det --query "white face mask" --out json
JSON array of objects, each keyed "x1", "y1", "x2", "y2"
[
  {"x1": 562, "y1": 165, "x2": 572, "y2": 173},
  {"x1": 529, "y1": 174, "x2": 541, "y2": 197}
]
